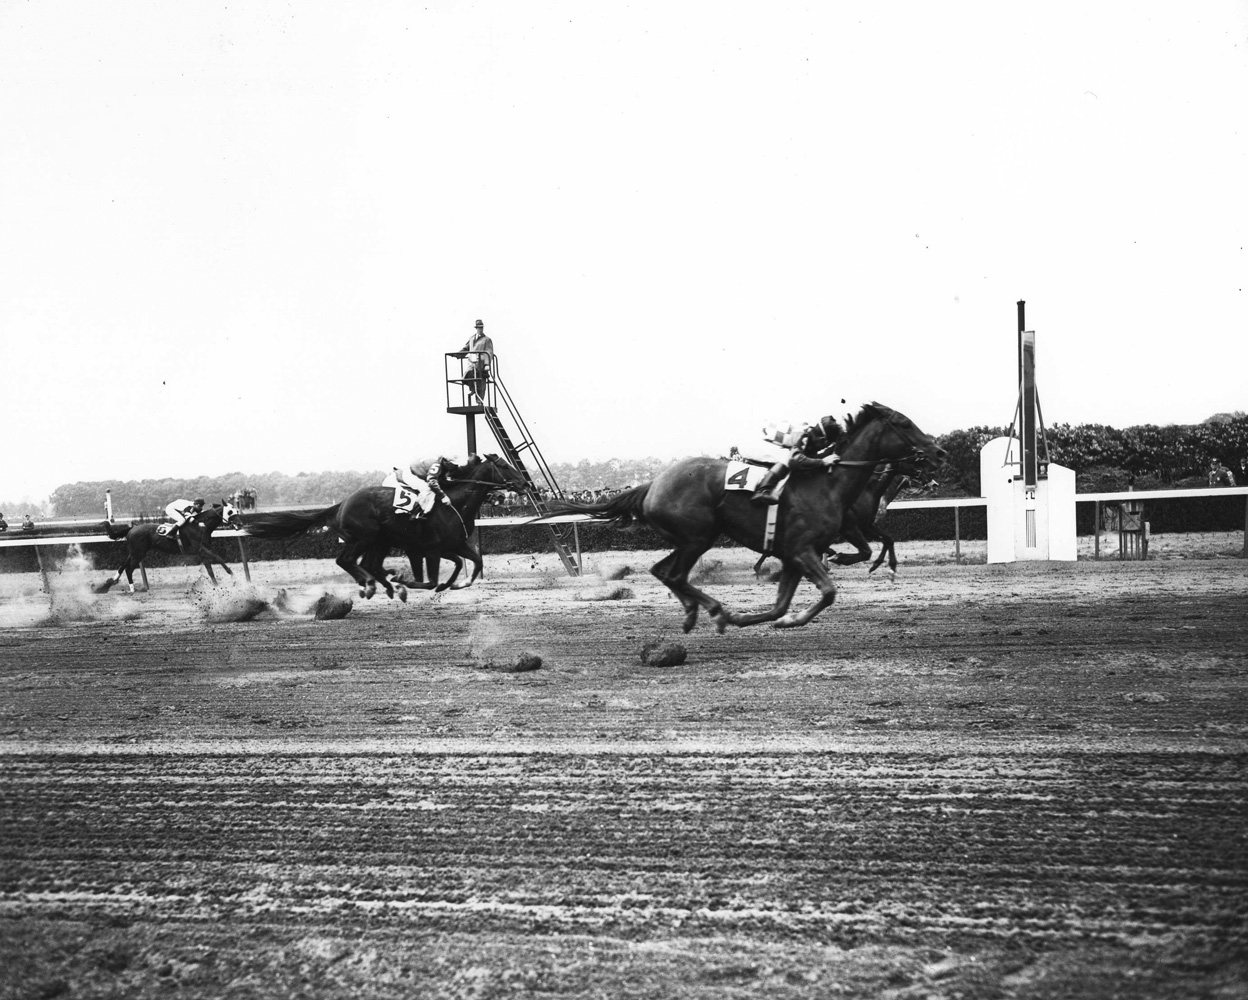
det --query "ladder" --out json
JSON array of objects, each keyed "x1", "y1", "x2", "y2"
[{"x1": 445, "y1": 351, "x2": 582, "y2": 575}]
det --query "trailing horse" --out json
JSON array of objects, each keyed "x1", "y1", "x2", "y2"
[
  {"x1": 242, "y1": 454, "x2": 527, "y2": 600},
  {"x1": 94, "y1": 500, "x2": 242, "y2": 593},
  {"x1": 826, "y1": 457, "x2": 939, "y2": 577},
  {"x1": 539, "y1": 402, "x2": 945, "y2": 632}
]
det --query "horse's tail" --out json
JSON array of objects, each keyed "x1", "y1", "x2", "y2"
[
  {"x1": 243, "y1": 503, "x2": 343, "y2": 540},
  {"x1": 101, "y1": 520, "x2": 131, "y2": 541},
  {"x1": 538, "y1": 484, "x2": 652, "y2": 528}
]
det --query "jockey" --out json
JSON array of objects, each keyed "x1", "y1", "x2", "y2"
[
  {"x1": 383, "y1": 458, "x2": 452, "y2": 517},
  {"x1": 160, "y1": 498, "x2": 204, "y2": 538},
  {"x1": 751, "y1": 414, "x2": 845, "y2": 506}
]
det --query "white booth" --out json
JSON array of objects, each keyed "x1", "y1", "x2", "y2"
[{"x1": 981, "y1": 436, "x2": 1076, "y2": 563}]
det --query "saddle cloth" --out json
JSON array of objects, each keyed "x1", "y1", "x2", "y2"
[
  {"x1": 722, "y1": 460, "x2": 769, "y2": 492},
  {"x1": 381, "y1": 473, "x2": 433, "y2": 515}
]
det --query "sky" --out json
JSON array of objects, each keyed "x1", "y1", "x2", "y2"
[{"x1": 2, "y1": 1, "x2": 1245, "y2": 505}]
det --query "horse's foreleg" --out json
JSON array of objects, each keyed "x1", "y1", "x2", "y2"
[
  {"x1": 720, "y1": 563, "x2": 805, "y2": 629},
  {"x1": 773, "y1": 550, "x2": 838, "y2": 629},
  {"x1": 868, "y1": 528, "x2": 898, "y2": 577},
  {"x1": 435, "y1": 546, "x2": 477, "y2": 592},
  {"x1": 439, "y1": 554, "x2": 469, "y2": 591},
  {"x1": 402, "y1": 550, "x2": 436, "y2": 590},
  {"x1": 829, "y1": 526, "x2": 872, "y2": 567},
  {"x1": 195, "y1": 544, "x2": 233, "y2": 583}
]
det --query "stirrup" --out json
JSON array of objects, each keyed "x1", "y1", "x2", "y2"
[{"x1": 751, "y1": 490, "x2": 780, "y2": 507}]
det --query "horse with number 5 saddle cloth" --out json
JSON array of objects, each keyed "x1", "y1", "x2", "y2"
[
  {"x1": 534, "y1": 402, "x2": 946, "y2": 633},
  {"x1": 242, "y1": 454, "x2": 528, "y2": 600}
]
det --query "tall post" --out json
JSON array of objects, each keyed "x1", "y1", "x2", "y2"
[
  {"x1": 465, "y1": 414, "x2": 478, "y2": 456},
  {"x1": 105, "y1": 489, "x2": 114, "y2": 523},
  {"x1": 1018, "y1": 301, "x2": 1037, "y2": 491}
]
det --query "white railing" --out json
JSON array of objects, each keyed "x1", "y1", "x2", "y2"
[{"x1": 1, "y1": 487, "x2": 1243, "y2": 545}]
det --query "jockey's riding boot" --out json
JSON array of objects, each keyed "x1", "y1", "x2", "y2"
[{"x1": 751, "y1": 465, "x2": 786, "y2": 506}]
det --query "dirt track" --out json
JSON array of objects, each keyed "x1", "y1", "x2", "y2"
[{"x1": 1, "y1": 550, "x2": 1246, "y2": 999}]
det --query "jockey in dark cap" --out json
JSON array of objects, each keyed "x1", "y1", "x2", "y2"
[{"x1": 751, "y1": 413, "x2": 845, "y2": 506}]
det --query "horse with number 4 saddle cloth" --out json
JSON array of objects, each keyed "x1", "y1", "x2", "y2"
[{"x1": 533, "y1": 402, "x2": 946, "y2": 633}]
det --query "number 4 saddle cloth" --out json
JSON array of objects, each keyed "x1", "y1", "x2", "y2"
[{"x1": 723, "y1": 460, "x2": 770, "y2": 492}]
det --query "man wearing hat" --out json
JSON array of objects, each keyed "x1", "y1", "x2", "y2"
[{"x1": 461, "y1": 319, "x2": 494, "y2": 401}]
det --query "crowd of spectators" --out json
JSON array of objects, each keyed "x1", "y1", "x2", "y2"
[{"x1": 478, "y1": 486, "x2": 631, "y2": 517}]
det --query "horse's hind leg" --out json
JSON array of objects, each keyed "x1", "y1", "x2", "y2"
[
  {"x1": 651, "y1": 543, "x2": 726, "y2": 633},
  {"x1": 362, "y1": 547, "x2": 403, "y2": 601},
  {"x1": 336, "y1": 541, "x2": 379, "y2": 599}
]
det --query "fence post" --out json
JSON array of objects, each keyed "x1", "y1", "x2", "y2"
[
  {"x1": 236, "y1": 537, "x2": 251, "y2": 582},
  {"x1": 953, "y1": 506, "x2": 961, "y2": 563},
  {"x1": 34, "y1": 546, "x2": 50, "y2": 594},
  {"x1": 1094, "y1": 500, "x2": 1100, "y2": 560}
]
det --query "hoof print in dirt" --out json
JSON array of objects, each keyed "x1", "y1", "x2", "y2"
[
  {"x1": 313, "y1": 594, "x2": 353, "y2": 620},
  {"x1": 640, "y1": 641, "x2": 687, "y2": 667}
]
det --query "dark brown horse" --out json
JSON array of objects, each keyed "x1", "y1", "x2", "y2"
[
  {"x1": 540, "y1": 402, "x2": 945, "y2": 632},
  {"x1": 95, "y1": 500, "x2": 242, "y2": 593},
  {"x1": 825, "y1": 457, "x2": 939, "y2": 577},
  {"x1": 243, "y1": 454, "x2": 527, "y2": 600}
]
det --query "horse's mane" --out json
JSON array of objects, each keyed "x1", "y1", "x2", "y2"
[{"x1": 842, "y1": 401, "x2": 893, "y2": 437}]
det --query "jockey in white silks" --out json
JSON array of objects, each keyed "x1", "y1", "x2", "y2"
[
  {"x1": 382, "y1": 458, "x2": 451, "y2": 516},
  {"x1": 159, "y1": 497, "x2": 204, "y2": 537}
]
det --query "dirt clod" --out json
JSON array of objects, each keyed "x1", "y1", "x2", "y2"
[
  {"x1": 313, "y1": 594, "x2": 353, "y2": 620},
  {"x1": 641, "y1": 641, "x2": 687, "y2": 667}
]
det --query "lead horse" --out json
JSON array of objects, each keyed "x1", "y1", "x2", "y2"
[
  {"x1": 540, "y1": 402, "x2": 945, "y2": 632},
  {"x1": 243, "y1": 454, "x2": 527, "y2": 600}
]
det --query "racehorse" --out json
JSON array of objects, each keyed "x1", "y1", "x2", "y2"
[
  {"x1": 242, "y1": 454, "x2": 527, "y2": 600},
  {"x1": 94, "y1": 500, "x2": 242, "y2": 593},
  {"x1": 825, "y1": 457, "x2": 939, "y2": 577},
  {"x1": 539, "y1": 402, "x2": 945, "y2": 632}
]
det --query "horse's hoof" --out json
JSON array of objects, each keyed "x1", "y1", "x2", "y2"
[
  {"x1": 773, "y1": 615, "x2": 800, "y2": 629},
  {"x1": 396, "y1": 586, "x2": 408, "y2": 603}
]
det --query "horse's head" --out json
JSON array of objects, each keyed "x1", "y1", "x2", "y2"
[
  {"x1": 207, "y1": 498, "x2": 243, "y2": 530},
  {"x1": 468, "y1": 453, "x2": 528, "y2": 492},
  {"x1": 845, "y1": 402, "x2": 946, "y2": 473}
]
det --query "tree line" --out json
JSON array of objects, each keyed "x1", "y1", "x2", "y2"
[{"x1": 17, "y1": 414, "x2": 1247, "y2": 519}]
